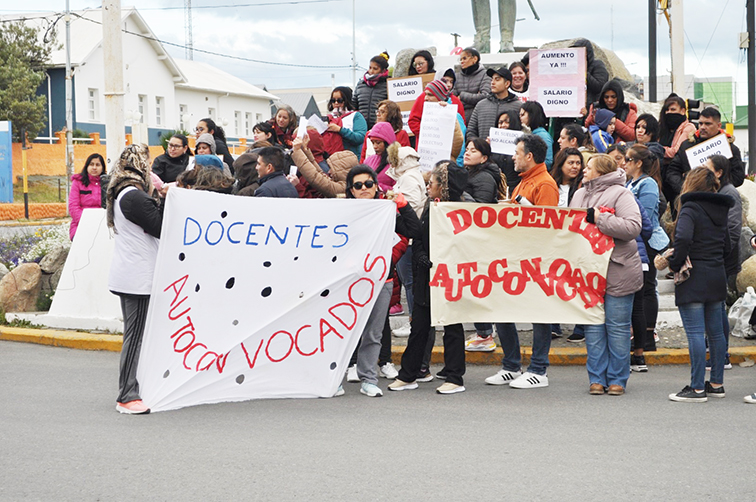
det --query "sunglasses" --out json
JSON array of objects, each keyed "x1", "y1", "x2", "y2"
[
  {"x1": 624, "y1": 156, "x2": 636, "y2": 163},
  {"x1": 330, "y1": 98, "x2": 344, "y2": 104},
  {"x1": 352, "y1": 180, "x2": 375, "y2": 190}
]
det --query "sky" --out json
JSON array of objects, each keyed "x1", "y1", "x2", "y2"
[{"x1": 1, "y1": 0, "x2": 749, "y2": 103}]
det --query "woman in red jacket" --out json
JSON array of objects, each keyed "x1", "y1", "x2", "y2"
[
  {"x1": 584, "y1": 79, "x2": 637, "y2": 142},
  {"x1": 69, "y1": 153, "x2": 106, "y2": 240}
]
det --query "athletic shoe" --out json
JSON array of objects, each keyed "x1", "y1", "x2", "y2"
[
  {"x1": 392, "y1": 321, "x2": 411, "y2": 338},
  {"x1": 705, "y1": 355, "x2": 733, "y2": 371},
  {"x1": 465, "y1": 335, "x2": 496, "y2": 352},
  {"x1": 360, "y1": 382, "x2": 383, "y2": 397},
  {"x1": 436, "y1": 382, "x2": 465, "y2": 394},
  {"x1": 744, "y1": 393, "x2": 756, "y2": 403},
  {"x1": 388, "y1": 379, "x2": 418, "y2": 391},
  {"x1": 630, "y1": 354, "x2": 648, "y2": 373},
  {"x1": 436, "y1": 367, "x2": 448, "y2": 380},
  {"x1": 705, "y1": 381, "x2": 725, "y2": 398},
  {"x1": 551, "y1": 331, "x2": 562, "y2": 339},
  {"x1": 389, "y1": 304, "x2": 404, "y2": 316},
  {"x1": 567, "y1": 333, "x2": 585, "y2": 343},
  {"x1": 509, "y1": 371, "x2": 549, "y2": 389},
  {"x1": 654, "y1": 331, "x2": 660, "y2": 343},
  {"x1": 484, "y1": 369, "x2": 522, "y2": 386},
  {"x1": 669, "y1": 385, "x2": 707, "y2": 403},
  {"x1": 379, "y1": 362, "x2": 398, "y2": 379},
  {"x1": 116, "y1": 400, "x2": 150, "y2": 415},
  {"x1": 589, "y1": 383, "x2": 605, "y2": 395},
  {"x1": 607, "y1": 385, "x2": 625, "y2": 396},
  {"x1": 334, "y1": 385, "x2": 345, "y2": 397},
  {"x1": 346, "y1": 365, "x2": 359, "y2": 382},
  {"x1": 416, "y1": 369, "x2": 434, "y2": 382}
]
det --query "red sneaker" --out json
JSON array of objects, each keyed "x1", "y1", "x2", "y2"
[{"x1": 116, "y1": 400, "x2": 151, "y2": 415}]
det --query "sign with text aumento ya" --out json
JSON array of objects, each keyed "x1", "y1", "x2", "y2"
[
  {"x1": 137, "y1": 189, "x2": 396, "y2": 412},
  {"x1": 529, "y1": 47, "x2": 587, "y2": 118}
]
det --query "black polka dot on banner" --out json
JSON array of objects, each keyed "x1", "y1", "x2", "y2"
[
  {"x1": 294, "y1": 256, "x2": 299, "y2": 261},
  {"x1": 221, "y1": 211, "x2": 227, "y2": 218},
  {"x1": 321, "y1": 289, "x2": 330, "y2": 297},
  {"x1": 261, "y1": 286, "x2": 272, "y2": 297},
  {"x1": 179, "y1": 253, "x2": 185, "y2": 261},
  {"x1": 331, "y1": 256, "x2": 337, "y2": 262},
  {"x1": 330, "y1": 362, "x2": 337, "y2": 370},
  {"x1": 195, "y1": 284, "x2": 200, "y2": 292},
  {"x1": 232, "y1": 319, "x2": 239, "y2": 326},
  {"x1": 236, "y1": 374, "x2": 245, "y2": 384},
  {"x1": 263, "y1": 261, "x2": 271, "y2": 267},
  {"x1": 226, "y1": 277, "x2": 235, "y2": 289},
  {"x1": 163, "y1": 370, "x2": 170, "y2": 378}
]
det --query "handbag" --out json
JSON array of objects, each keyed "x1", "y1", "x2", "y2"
[{"x1": 654, "y1": 248, "x2": 692, "y2": 285}]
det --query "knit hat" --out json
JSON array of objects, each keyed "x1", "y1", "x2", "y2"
[
  {"x1": 368, "y1": 121, "x2": 396, "y2": 145},
  {"x1": 595, "y1": 109, "x2": 615, "y2": 131},
  {"x1": 486, "y1": 66, "x2": 513, "y2": 82},
  {"x1": 194, "y1": 154, "x2": 224, "y2": 170},
  {"x1": 447, "y1": 163, "x2": 468, "y2": 202},
  {"x1": 196, "y1": 133, "x2": 217, "y2": 154},
  {"x1": 425, "y1": 79, "x2": 451, "y2": 101}
]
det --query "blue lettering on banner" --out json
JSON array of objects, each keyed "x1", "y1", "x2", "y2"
[
  {"x1": 183, "y1": 218, "x2": 352, "y2": 249},
  {"x1": 246, "y1": 223, "x2": 265, "y2": 245}
]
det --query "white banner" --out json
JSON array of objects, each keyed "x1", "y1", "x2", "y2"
[
  {"x1": 685, "y1": 133, "x2": 733, "y2": 167},
  {"x1": 417, "y1": 102, "x2": 457, "y2": 172},
  {"x1": 488, "y1": 127, "x2": 522, "y2": 155},
  {"x1": 137, "y1": 189, "x2": 396, "y2": 412}
]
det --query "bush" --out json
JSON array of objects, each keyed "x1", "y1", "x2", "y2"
[
  {"x1": 159, "y1": 129, "x2": 190, "y2": 152},
  {"x1": 0, "y1": 224, "x2": 70, "y2": 269},
  {"x1": 72, "y1": 129, "x2": 90, "y2": 139}
]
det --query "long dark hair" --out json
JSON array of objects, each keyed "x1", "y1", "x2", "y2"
[
  {"x1": 199, "y1": 117, "x2": 227, "y2": 143},
  {"x1": 497, "y1": 110, "x2": 521, "y2": 131},
  {"x1": 328, "y1": 86, "x2": 355, "y2": 112},
  {"x1": 79, "y1": 153, "x2": 106, "y2": 187},
  {"x1": 708, "y1": 154, "x2": 731, "y2": 185},
  {"x1": 521, "y1": 101, "x2": 547, "y2": 131},
  {"x1": 345, "y1": 164, "x2": 379, "y2": 199},
  {"x1": 408, "y1": 50, "x2": 435, "y2": 76},
  {"x1": 550, "y1": 147, "x2": 583, "y2": 185},
  {"x1": 627, "y1": 144, "x2": 662, "y2": 188},
  {"x1": 253, "y1": 121, "x2": 279, "y2": 144}
]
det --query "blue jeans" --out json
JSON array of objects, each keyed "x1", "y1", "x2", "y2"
[
  {"x1": 475, "y1": 322, "x2": 493, "y2": 336},
  {"x1": 495, "y1": 323, "x2": 551, "y2": 375},
  {"x1": 583, "y1": 293, "x2": 634, "y2": 388},
  {"x1": 679, "y1": 301, "x2": 726, "y2": 390},
  {"x1": 395, "y1": 248, "x2": 414, "y2": 317}
]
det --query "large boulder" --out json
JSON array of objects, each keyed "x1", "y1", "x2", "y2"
[
  {"x1": 738, "y1": 255, "x2": 756, "y2": 294},
  {"x1": 0, "y1": 263, "x2": 42, "y2": 312},
  {"x1": 393, "y1": 47, "x2": 437, "y2": 78},
  {"x1": 738, "y1": 179, "x2": 756, "y2": 232},
  {"x1": 741, "y1": 227, "x2": 756, "y2": 265},
  {"x1": 0, "y1": 263, "x2": 8, "y2": 282},
  {"x1": 39, "y1": 244, "x2": 69, "y2": 274}
]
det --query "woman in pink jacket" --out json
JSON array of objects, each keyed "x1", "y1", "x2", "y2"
[{"x1": 69, "y1": 153, "x2": 106, "y2": 240}]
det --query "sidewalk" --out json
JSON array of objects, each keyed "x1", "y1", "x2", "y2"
[{"x1": 4, "y1": 325, "x2": 756, "y2": 366}]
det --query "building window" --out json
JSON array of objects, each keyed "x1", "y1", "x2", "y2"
[
  {"x1": 155, "y1": 96, "x2": 164, "y2": 126},
  {"x1": 179, "y1": 104, "x2": 188, "y2": 131},
  {"x1": 234, "y1": 111, "x2": 241, "y2": 137},
  {"x1": 208, "y1": 107, "x2": 216, "y2": 121},
  {"x1": 88, "y1": 88, "x2": 98, "y2": 121},
  {"x1": 256, "y1": 113, "x2": 263, "y2": 123},
  {"x1": 138, "y1": 94, "x2": 147, "y2": 124},
  {"x1": 245, "y1": 112, "x2": 252, "y2": 137}
]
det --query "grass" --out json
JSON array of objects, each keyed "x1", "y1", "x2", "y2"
[{"x1": 12, "y1": 178, "x2": 67, "y2": 203}]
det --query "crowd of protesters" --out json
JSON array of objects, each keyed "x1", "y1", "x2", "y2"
[{"x1": 89, "y1": 44, "x2": 753, "y2": 414}]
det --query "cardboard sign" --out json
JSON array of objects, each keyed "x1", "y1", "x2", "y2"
[
  {"x1": 489, "y1": 127, "x2": 522, "y2": 155},
  {"x1": 417, "y1": 102, "x2": 457, "y2": 172},
  {"x1": 685, "y1": 133, "x2": 733, "y2": 167},
  {"x1": 529, "y1": 48, "x2": 587, "y2": 118},
  {"x1": 388, "y1": 73, "x2": 436, "y2": 112},
  {"x1": 137, "y1": 189, "x2": 396, "y2": 412},
  {"x1": 429, "y1": 202, "x2": 613, "y2": 325}
]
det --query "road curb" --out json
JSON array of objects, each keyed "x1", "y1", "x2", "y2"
[
  {"x1": 4, "y1": 325, "x2": 756, "y2": 366},
  {"x1": 0, "y1": 218, "x2": 69, "y2": 227}
]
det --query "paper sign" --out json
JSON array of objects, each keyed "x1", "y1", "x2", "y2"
[
  {"x1": 306, "y1": 114, "x2": 328, "y2": 135},
  {"x1": 289, "y1": 165, "x2": 297, "y2": 177},
  {"x1": 429, "y1": 202, "x2": 613, "y2": 325},
  {"x1": 685, "y1": 133, "x2": 733, "y2": 167},
  {"x1": 401, "y1": 110, "x2": 411, "y2": 133},
  {"x1": 297, "y1": 116, "x2": 308, "y2": 138},
  {"x1": 417, "y1": 102, "x2": 457, "y2": 172},
  {"x1": 137, "y1": 189, "x2": 396, "y2": 412},
  {"x1": 388, "y1": 75, "x2": 425, "y2": 103},
  {"x1": 529, "y1": 47, "x2": 586, "y2": 118},
  {"x1": 488, "y1": 127, "x2": 522, "y2": 155}
]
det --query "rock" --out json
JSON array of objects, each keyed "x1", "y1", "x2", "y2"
[
  {"x1": 741, "y1": 227, "x2": 755, "y2": 265},
  {"x1": 40, "y1": 267, "x2": 63, "y2": 295},
  {"x1": 393, "y1": 47, "x2": 437, "y2": 78},
  {"x1": 39, "y1": 244, "x2": 69, "y2": 274},
  {"x1": 738, "y1": 179, "x2": 756, "y2": 232},
  {"x1": 737, "y1": 255, "x2": 756, "y2": 293},
  {"x1": 0, "y1": 263, "x2": 42, "y2": 312},
  {"x1": 0, "y1": 263, "x2": 8, "y2": 282}
]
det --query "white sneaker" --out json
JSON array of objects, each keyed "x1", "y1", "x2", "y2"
[
  {"x1": 379, "y1": 362, "x2": 398, "y2": 379},
  {"x1": 334, "y1": 385, "x2": 345, "y2": 397},
  {"x1": 465, "y1": 335, "x2": 496, "y2": 352},
  {"x1": 484, "y1": 369, "x2": 522, "y2": 386},
  {"x1": 346, "y1": 365, "x2": 359, "y2": 382},
  {"x1": 509, "y1": 371, "x2": 549, "y2": 389},
  {"x1": 360, "y1": 382, "x2": 383, "y2": 397},
  {"x1": 392, "y1": 321, "x2": 411, "y2": 338}
]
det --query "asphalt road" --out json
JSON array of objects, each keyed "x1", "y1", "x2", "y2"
[{"x1": 3, "y1": 340, "x2": 756, "y2": 501}]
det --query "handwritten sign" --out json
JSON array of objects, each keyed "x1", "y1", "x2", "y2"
[
  {"x1": 529, "y1": 48, "x2": 586, "y2": 118},
  {"x1": 137, "y1": 189, "x2": 396, "y2": 412},
  {"x1": 429, "y1": 202, "x2": 613, "y2": 325},
  {"x1": 685, "y1": 133, "x2": 733, "y2": 167},
  {"x1": 489, "y1": 127, "x2": 522, "y2": 155},
  {"x1": 388, "y1": 75, "x2": 425, "y2": 103},
  {"x1": 417, "y1": 102, "x2": 457, "y2": 172}
]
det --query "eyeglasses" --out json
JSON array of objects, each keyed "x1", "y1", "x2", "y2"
[
  {"x1": 195, "y1": 126, "x2": 207, "y2": 133},
  {"x1": 352, "y1": 180, "x2": 375, "y2": 190},
  {"x1": 624, "y1": 156, "x2": 636, "y2": 163},
  {"x1": 414, "y1": 61, "x2": 427, "y2": 67},
  {"x1": 329, "y1": 98, "x2": 344, "y2": 104},
  {"x1": 167, "y1": 143, "x2": 184, "y2": 149}
]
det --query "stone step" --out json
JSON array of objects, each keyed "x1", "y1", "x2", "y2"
[
  {"x1": 658, "y1": 293, "x2": 676, "y2": 311},
  {"x1": 657, "y1": 278, "x2": 675, "y2": 295}
]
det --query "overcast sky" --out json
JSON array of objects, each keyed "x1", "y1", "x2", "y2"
[{"x1": 1, "y1": 0, "x2": 749, "y2": 103}]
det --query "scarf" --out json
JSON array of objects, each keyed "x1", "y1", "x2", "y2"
[
  {"x1": 106, "y1": 144, "x2": 153, "y2": 232},
  {"x1": 363, "y1": 69, "x2": 388, "y2": 87},
  {"x1": 461, "y1": 62, "x2": 480, "y2": 76},
  {"x1": 660, "y1": 113, "x2": 686, "y2": 147}
]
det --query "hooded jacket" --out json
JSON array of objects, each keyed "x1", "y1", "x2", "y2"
[
  {"x1": 386, "y1": 147, "x2": 427, "y2": 217},
  {"x1": 570, "y1": 169, "x2": 643, "y2": 297},
  {"x1": 291, "y1": 148, "x2": 357, "y2": 198},
  {"x1": 69, "y1": 173, "x2": 104, "y2": 240},
  {"x1": 453, "y1": 64, "x2": 491, "y2": 125},
  {"x1": 571, "y1": 39, "x2": 609, "y2": 106},
  {"x1": 669, "y1": 191, "x2": 733, "y2": 305},
  {"x1": 464, "y1": 162, "x2": 501, "y2": 203},
  {"x1": 584, "y1": 80, "x2": 637, "y2": 142},
  {"x1": 466, "y1": 92, "x2": 522, "y2": 142}
]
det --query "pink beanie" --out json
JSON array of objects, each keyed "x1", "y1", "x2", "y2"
[{"x1": 368, "y1": 121, "x2": 396, "y2": 145}]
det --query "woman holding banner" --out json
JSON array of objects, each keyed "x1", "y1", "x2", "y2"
[{"x1": 570, "y1": 154, "x2": 642, "y2": 396}]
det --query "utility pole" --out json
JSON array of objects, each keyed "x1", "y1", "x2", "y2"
[
  {"x1": 64, "y1": 0, "x2": 73, "y2": 211},
  {"x1": 669, "y1": 0, "x2": 685, "y2": 95},
  {"x1": 648, "y1": 0, "x2": 657, "y2": 102},
  {"x1": 184, "y1": 0, "x2": 193, "y2": 60},
  {"x1": 748, "y1": 0, "x2": 755, "y2": 173},
  {"x1": 102, "y1": 0, "x2": 125, "y2": 167},
  {"x1": 352, "y1": 0, "x2": 356, "y2": 88}
]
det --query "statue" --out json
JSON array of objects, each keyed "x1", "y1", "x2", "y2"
[{"x1": 471, "y1": 0, "x2": 539, "y2": 53}]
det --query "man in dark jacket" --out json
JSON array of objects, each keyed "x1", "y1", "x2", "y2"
[
  {"x1": 666, "y1": 107, "x2": 745, "y2": 208},
  {"x1": 254, "y1": 147, "x2": 298, "y2": 198},
  {"x1": 466, "y1": 66, "x2": 522, "y2": 142}
]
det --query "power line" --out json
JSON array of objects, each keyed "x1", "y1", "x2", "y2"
[{"x1": 139, "y1": 0, "x2": 346, "y2": 10}]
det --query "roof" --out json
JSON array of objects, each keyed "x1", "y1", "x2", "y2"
[
  {"x1": 174, "y1": 59, "x2": 278, "y2": 100},
  {"x1": 273, "y1": 92, "x2": 318, "y2": 116},
  {"x1": 268, "y1": 86, "x2": 334, "y2": 115}
]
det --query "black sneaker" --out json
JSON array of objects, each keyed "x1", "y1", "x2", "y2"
[
  {"x1": 705, "y1": 381, "x2": 725, "y2": 398},
  {"x1": 436, "y1": 367, "x2": 448, "y2": 380},
  {"x1": 630, "y1": 355, "x2": 648, "y2": 373},
  {"x1": 669, "y1": 385, "x2": 707, "y2": 403},
  {"x1": 567, "y1": 333, "x2": 585, "y2": 343},
  {"x1": 416, "y1": 369, "x2": 434, "y2": 383}
]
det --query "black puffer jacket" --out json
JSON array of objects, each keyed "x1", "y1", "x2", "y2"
[
  {"x1": 571, "y1": 38, "x2": 609, "y2": 106},
  {"x1": 464, "y1": 162, "x2": 501, "y2": 203},
  {"x1": 354, "y1": 78, "x2": 388, "y2": 130},
  {"x1": 491, "y1": 153, "x2": 519, "y2": 194}
]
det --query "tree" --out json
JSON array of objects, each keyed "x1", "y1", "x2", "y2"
[{"x1": 0, "y1": 21, "x2": 55, "y2": 142}]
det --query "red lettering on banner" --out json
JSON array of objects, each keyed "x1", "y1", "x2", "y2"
[
  {"x1": 168, "y1": 295, "x2": 190, "y2": 321},
  {"x1": 265, "y1": 331, "x2": 295, "y2": 363},
  {"x1": 319, "y1": 318, "x2": 344, "y2": 352},
  {"x1": 183, "y1": 342, "x2": 207, "y2": 370},
  {"x1": 447, "y1": 209, "x2": 473, "y2": 234},
  {"x1": 430, "y1": 264, "x2": 452, "y2": 289},
  {"x1": 295, "y1": 325, "x2": 318, "y2": 357},
  {"x1": 473, "y1": 207, "x2": 497, "y2": 228},
  {"x1": 364, "y1": 253, "x2": 388, "y2": 281},
  {"x1": 349, "y1": 277, "x2": 375, "y2": 307},
  {"x1": 329, "y1": 303, "x2": 357, "y2": 331},
  {"x1": 164, "y1": 275, "x2": 189, "y2": 306},
  {"x1": 520, "y1": 207, "x2": 548, "y2": 229},
  {"x1": 241, "y1": 339, "x2": 264, "y2": 369},
  {"x1": 521, "y1": 257, "x2": 554, "y2": 296},
  {"x1": 457, "y1": 262, "x2": 477, "y2": 285},
  {"x1": 543, "y1": 208, "x2": 567, "y2": 229},
  {"x1": 498, "y1": 206, "x2": 519, "y2": 228}
]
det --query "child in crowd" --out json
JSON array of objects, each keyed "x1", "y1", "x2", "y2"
[{"x1": 590, "y1": 109, "x2": 615, "y2": 153}]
